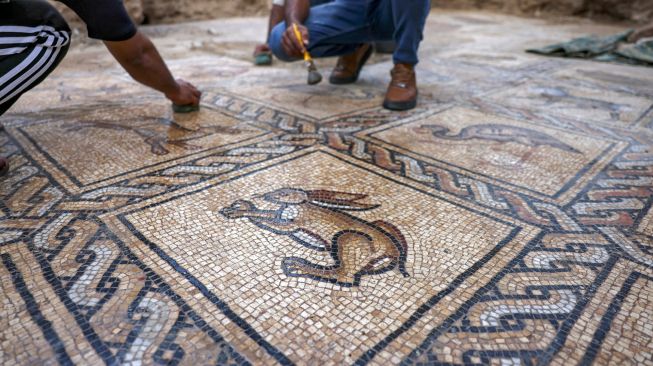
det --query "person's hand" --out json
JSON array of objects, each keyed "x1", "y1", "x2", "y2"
[
  {"x1": 281, "y1": 23, "x2": 309, "y2": 59},
  {"x1": 166, "y1": 79, "x2": 201, "y2": 106},
  {"x1": 254, "y1": 43, "x2": 271, "y2": 55}
]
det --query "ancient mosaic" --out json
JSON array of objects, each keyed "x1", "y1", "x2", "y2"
[{"x1": 1, "y1": 13, "x2": 653, "y2": 366}]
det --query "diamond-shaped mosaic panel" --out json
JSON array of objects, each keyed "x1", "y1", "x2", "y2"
[{"x1": 105, "y1": 150, "x2": 538, "y2": 364}]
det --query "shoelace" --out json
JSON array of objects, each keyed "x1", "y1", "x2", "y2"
[{"x1": 391, "y1": 68, "x2": 413, "y2": 89}]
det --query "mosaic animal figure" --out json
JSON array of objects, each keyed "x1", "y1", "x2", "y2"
[
  {"x1": 64, "y1": 117, "x2": 246, "y2": 155},
  {"x1": 416, "y1": 123, "x2": 580, "y2": 153},
  {"x1": 532, "y1": 86, "x2": 627, "y2": 121},
  {"x1": 220, "y1": 188, "x2": 409, "y2": 287}
]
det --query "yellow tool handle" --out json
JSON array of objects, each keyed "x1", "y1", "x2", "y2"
[{"x1": 292, "y1": 23, "x2": 311, "y2": 62}]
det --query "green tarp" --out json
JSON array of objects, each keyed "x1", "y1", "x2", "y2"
[{"x1": 527, "y1": 30, "x2": 653, "y2": 66}]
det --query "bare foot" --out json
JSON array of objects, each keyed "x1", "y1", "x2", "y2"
[{"x1": 628, "y1": 23, "x2": 653, "y2": 43}]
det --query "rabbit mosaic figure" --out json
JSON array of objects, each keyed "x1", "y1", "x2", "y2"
[{"x1": 220, "y1": 188, "x2": 409, "y2": 286}]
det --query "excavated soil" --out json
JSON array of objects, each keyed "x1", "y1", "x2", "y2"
[{"x1": 50, "y1": 0, "x2": 650, "y2": 33}]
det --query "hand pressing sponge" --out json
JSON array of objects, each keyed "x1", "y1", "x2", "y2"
[{"x1": 172, "y1": 104, "x2": 200, "y2": 113}]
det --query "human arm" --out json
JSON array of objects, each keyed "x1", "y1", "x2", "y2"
[
  {"x1": 281, "y1": 0, "x2": 311, "y2": 58},
  {"x1": 266, "y1": 4, "x2": 286, "y2": 43},
  {"x1": 58, "y1": 0, "x2": 200, "y2": 105},
  {"x1": 104, "y1": 31, "x2": 200, "y2": 106}
]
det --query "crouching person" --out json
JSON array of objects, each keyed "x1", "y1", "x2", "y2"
[
  {"x1": 269, "y1": 0, "x2": 430, "y2": 111},
  {"x1": 0, "y1": 0, "x2": 201, "y2": 176}
]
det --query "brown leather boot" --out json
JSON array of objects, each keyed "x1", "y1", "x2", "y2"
[
  {"x1": 0, "y1": 157, "x2": 8, "y2": 176},
  {"x1": 383, "y1": 63, "x2": 417, "y2": 111},
  {"x1": 329, "y1": 44, "x2": 373, "y2": 85}
]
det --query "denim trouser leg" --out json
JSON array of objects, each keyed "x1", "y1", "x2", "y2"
[
  {"x1": 370, "y1": 0, "x2": 431, "y2": 65},
  {"x1": 309, "y1": 0, "x2": 333, "y2": 6}
]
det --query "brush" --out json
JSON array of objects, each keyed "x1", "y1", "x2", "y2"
[{"x1": 292, "y1": 23, "x2": 322, "y2": 85}]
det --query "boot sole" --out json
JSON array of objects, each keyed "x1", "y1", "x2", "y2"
[
  {"x1": 329, "y1": 45, "x2": 373, "y2": 85},
  {"x1": 383, "y1": 97, "x2": 417, "y2": 111}
]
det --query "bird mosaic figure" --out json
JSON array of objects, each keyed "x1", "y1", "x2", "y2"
[
  {"x1": 532, "y1": 86, "x2": 626, "y2": 121},
  {"x1": 416, "y1": 123, "x2": 581, "y2": 154}
]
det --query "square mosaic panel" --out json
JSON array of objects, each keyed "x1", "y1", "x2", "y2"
[
  {"x1": 362, "y1": 107, "x2": 625, "y2": 203},
  {"x1": 553, "y1": 63, "x2": 653, "y2": 99},
  {"x1": 550, "y1": 64, "x2": 653, "y2": 130},
  {"x1": 5, "y1": 99, "x2": 270, "y2": 193},
  {"x1": 485, "y1": 80, "x2": 653, "y2": 127},
  {"x1": 232, "y1": 80, "x2": 386, "y2": 120},
  {"x1": 104, "y1": 149, "x2": 539, "y2": 364}
]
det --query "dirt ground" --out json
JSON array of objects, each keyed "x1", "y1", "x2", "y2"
[{"x1": 49, "y1": 0, "x2": 651, "y2": 34}]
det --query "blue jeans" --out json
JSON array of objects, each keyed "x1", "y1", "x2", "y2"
[
  {"x1": 309, "y1": 0, "x2": 333, "y2": 5},
  {"x1": 270, "y1": 0, "x2": 430, "y2": 65}
]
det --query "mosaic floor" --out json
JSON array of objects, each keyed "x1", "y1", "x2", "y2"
[{"x1": 2, "y1": 10, "x2": 653, "y2": 366}]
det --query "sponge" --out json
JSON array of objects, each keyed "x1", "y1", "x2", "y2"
[{"x1": 172, "y1": 104, "x2": 200, "y2": 113}]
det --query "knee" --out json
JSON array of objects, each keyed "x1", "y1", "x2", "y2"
[
  {"x1": 269, "y1": 22, "x2": 297, "y2": 62},
  {"x1": 58, "y1": 39, "x2": 71, "y2": 59}
]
